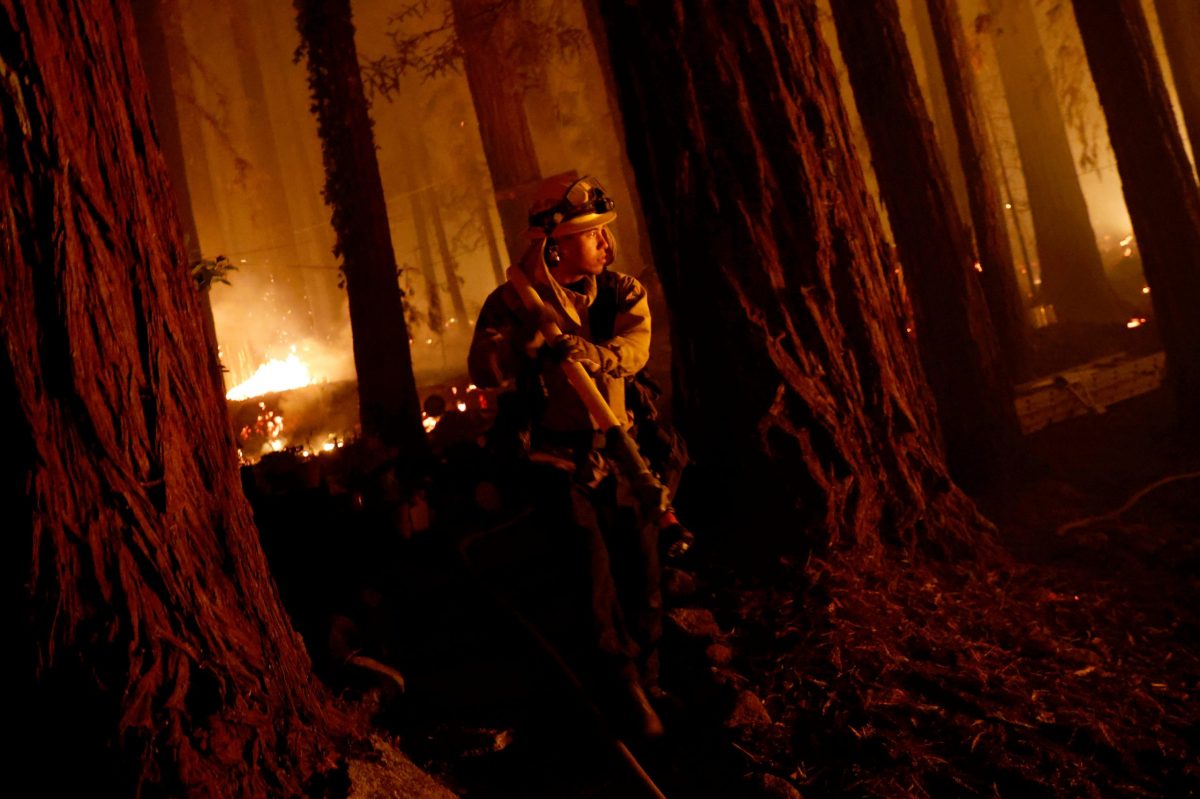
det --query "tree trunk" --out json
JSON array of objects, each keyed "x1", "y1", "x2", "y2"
[
  {"x1": 1152, "y1": 0, "x2": 1200, "y2": 181},
  {"x1": 926, "y1": 0, "x2": 1032, "y2": 379},
  {"x1": 131, "y1": 0, "x2": 225, "y2": 391},
  {"x1": 1072, "y1": 0, "x2": 1200, "y2": 430},
  {"x1": 451, "y1": 0, "x2": 542, "y2": 264},
  {"x1": 426, "y1": 184, "x2": 469, "y2": 325},
  {"x1": 830, "y1": 0, "x2": 1021, "y2": 491},
  {"x1": 226, "y1": 0, "x2": 315, "y2": 334},
  {"x1": 410, "y1": 188, "x2": 446, "y2": 335},
  {"x1": 988, "y1": 0, "x2": 1124, "y2": 324},
  {"x1": 910, "y1": 0, "x2": 971, "y2": 227},
  {"x1": 294, "y1": 0, "x2": 427, "y2": 456},
  {"x1": 598, "y1": 0, "x2": 990, "y2": 554},
  {"x1": 2, "y1": 1, "x2": 347, "y2": 794}
]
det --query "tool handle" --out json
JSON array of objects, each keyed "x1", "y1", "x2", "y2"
[{"x1": 506, "y1": 265, "x2": 623, "y2": 431}]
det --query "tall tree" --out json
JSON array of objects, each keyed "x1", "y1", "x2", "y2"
[
  {"x1": 2, "y1": 1, "x2": 347, "y2": 793},
  {"x1": 294, "y1": 0, "x2": 426, "y2": 455},
  {"x1": 926, "y1": 0, "x2": 1031, "y2": 379},
  {"x1": 1072, "y1": 0, "x2": 1200, "y2": 429},
  {"x1": 131, "y1": 0, "x2": 225, "y2": 390},
  {"x1": 598, "y1": 0, "x2": 990, "y2": 553},
  {"x1": 910, "y1": 0, "x2": 971, "y2": 225},
  {"x1": 830, "y1": 0, "x2": 1020, "y2": 490},
  {"x1": 450, "y1": 0, "x2": 542, "y2": 263},
  {"x1": 1152, "y1": 0, "x2": 1200, "y2": 181},
  {"x1": 988, "y1": 0, "x2": 1124, "y2": 324}
]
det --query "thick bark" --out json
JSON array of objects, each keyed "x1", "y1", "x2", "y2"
[
  {"x1": 131, "y1": 0, "x2": 225, "y2": 391},
  {"x1": 598, "y1": 0, "x2": 990, "y2": 554},
  {"x1": 451, "y1": 0, "x2": 542, "y2": 263},
  {"x1": 294, "y1": 0, "x2": 426, "y2": 455},
  {"x1": 1152, "y1": 0, "x2": 1200, "y2": 181},
  {"x1": 1, "y1": 1, "x2": 346, "y2": 794},
  {"x1": 1073, "y1": 0, "x2": 1200, "y2": 428},
  {"x1": 988, "y1": 0, "x2": 1124, "y2": 324},
  {"x1": 926, "y1": 0, "x2": 1032, "y2": 379},
  {"x1": 830, "y1": 0, "x2": 1020, "y2": 490}
]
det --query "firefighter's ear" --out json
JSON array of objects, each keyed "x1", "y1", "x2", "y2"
[
  {"x1": 545, "y1": 237, "x2": 560, "y2": 264},
  {"x1": 600, "y1": 227, "x2": 616, "y2": 267}
]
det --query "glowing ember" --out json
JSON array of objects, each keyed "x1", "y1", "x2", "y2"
[
  {"x1": 1142, "y1": 286, "x2": 1150, "y2": 294},
  {"x1": 973, "y1": 261, "x2": 983, "y2": 273},
  {"x1": 422, "y1": 415, "x2": 439, "y2": 433},
  {"x1": 226, "y1": 354, "x2": 313, "y2": 400},
  {"x1": 1120, "y1": 234, "x2": 1134, "y2": 247},
  {"x1": 1126, "y1": 317, "x2": 1146, "y2": 329}
]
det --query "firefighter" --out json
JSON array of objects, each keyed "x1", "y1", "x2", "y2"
[{"x1": 468, "y1": 174, "x2": 680, "y2": 739}]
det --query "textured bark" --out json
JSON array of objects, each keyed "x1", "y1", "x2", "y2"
[
  {"x1": 599, "y1": 0, "x2": 990, "y2": 554},
  {"x1": 294, "y1": 0, "x2": 426, "y2": 455},
  {"x1": 831, "y1": 0, "x2": 1021, "y2": 490},
  {"x1": 926, "y1": 0, "x2": 1032, "y2": 379},
  {"x1": 988, "y1": 0, "x2": 1124, "y2": 324},
  {"x1": 451, "y1": 0, "x2": 542, "y2": 263},
  {"x1": 1073, "y1": 0, "x2": 1200, "y2": 428},
  {"x1": 1152, "y1": 0, "x2": 1200, "y2": 181},
  {"x1": 1, "y1": 1, "x2": 346, "y2": 795},
  {"x1": 131, "y1": 0, "x2": 224, "y2": 391}
]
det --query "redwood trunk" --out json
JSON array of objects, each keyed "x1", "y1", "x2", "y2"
[
  {"x1": 598, "y1": 0, "x2": 989, "y2": 554},
  {"x1": 988, "y1": 0, "x2": 1124, "y2": 324},
  {"x1": 926, "y1": 0, "x2": 1032, "y2": 379},
  {"x1": 1152, "y1": 0, "x2": 1200, "y2": 181},
  {"x1": 427, "y1": 185, "x2": 469, "y2": 325},
  {"x1": 1073, "y1": 0, "x2": 1200, "y2": 428},
  {"x1": 294, "y1": 0, "x2": 426, "y2": 455},
  {"x1": 2, "y1": 1, "x2": 344, "y2": 793},
  {"x1": 830, "y1": 0, "x2": 1020, "y2": 490},
  {"x1": 451, "y1": 0, "x2": 542, "y2": 263}
]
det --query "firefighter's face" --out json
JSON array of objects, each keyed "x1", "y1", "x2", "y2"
[{"x1": 554, "y1": 226, "x2": 610, "y2": 282}]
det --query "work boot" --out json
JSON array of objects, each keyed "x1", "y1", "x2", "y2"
[{"x1": 657, "y1": 508, "x2": 694, "y2": 561}]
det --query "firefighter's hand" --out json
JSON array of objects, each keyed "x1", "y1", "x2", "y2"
[{"x1": 547, "y1": 334, "x2": 614, "y2": 374}]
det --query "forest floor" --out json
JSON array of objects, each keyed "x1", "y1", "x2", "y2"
[
  {"x1": 247, "y1": 326, "x2": 1197, "y2": 799},
  {"x1": 712, "y1": 385, "x2": 1200, "y2": 798}
]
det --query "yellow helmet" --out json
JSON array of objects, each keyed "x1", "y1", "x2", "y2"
[{"x1": 525, "y1": 174, "x2": 617, "y2": 239}]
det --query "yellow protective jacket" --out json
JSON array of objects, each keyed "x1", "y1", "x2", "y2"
[{"x1": 468, "y1": 259, "x2": 651, "y2": 434}]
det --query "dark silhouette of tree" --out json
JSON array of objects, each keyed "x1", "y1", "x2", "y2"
[
  {"x1": 1072, "y1": 0, "x2": 1200, "y2": 430},
  {"x1": 1152, "y1": 0, "x2": 1200, "y2": 182},
  {"x1": 131, "y1": 0, "x2": 224, "y2": 390},
  {"x1": 988, "y1": 0, "x2": 1124, "y2": 324},
  {"x1": 598, "y1": 0, "x2": 991, "y2": 553},
  {"x1": 294, "y1": 0, "x2": 427, "y2": 455},
  {"x1": 830, "y1": 0, "x2": 1021, "y2": 491},
  {"x1": 3, "y1": 1, "x2": 348, "y2": 793},
  {"x1": 449, "y1": 0, "x2": 543, "y2": 262},
  {"x1": 926, "y1": 0, "x2": 1032, "y2": 379}
]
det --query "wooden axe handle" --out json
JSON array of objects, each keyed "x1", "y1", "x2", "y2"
[{"x1": 506, "y1": 265, "x2": 623, "y2": 431}]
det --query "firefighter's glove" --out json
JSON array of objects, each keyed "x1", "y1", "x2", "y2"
[
  {"x1": 547, "y1": 334, "x2": 616, "y2": 375},
  {"x1": 516, "y1": 305, "x2": 559, "y2": 360}
]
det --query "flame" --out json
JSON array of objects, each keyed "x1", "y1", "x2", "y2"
[
  {"x1": 1142, "y1": 286, "x2": 1150, "y2": 294},
  {"x1": 226, "y1": 353, "x2": 313, "y2": 400},
  {"x1": 1119, "y1": 234, "x2": 1134, "y2": 247},
  {"x1": 1126, "y1": 317, "x2": 1146, "y2": 329}
]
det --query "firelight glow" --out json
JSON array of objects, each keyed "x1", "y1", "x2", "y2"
[{"x1": 226, "y1": 353, "x2": 313, "y2": 400}]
